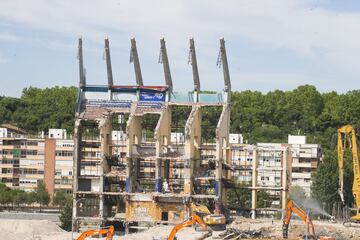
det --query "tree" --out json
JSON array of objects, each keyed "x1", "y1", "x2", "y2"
[
  {"x1": 26, "y1": 191, "x2": 37, "y2": 206},
  {"x1": 59, "y1": 202, "x2": 72, "y2": 231},
  {"x1": 34, "y1": 181, "x2": 50, "y2": 211},
  {"x1": 53, "y1": 191, "x2": 72, "y2": 209},
  {"x1": 257, "y1": 190, "x2": 271, "y2": 208}
]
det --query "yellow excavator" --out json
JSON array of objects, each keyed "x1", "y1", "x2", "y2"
[
  {"x1": 76, "y1": 225, "x2": 114, "y2": 240},
  {"x1": 191, "y1": 203, "x2": 226, "y2": 231},
  {"x1": 337, "y1": 125, "x2": 360, "y2": 222}
]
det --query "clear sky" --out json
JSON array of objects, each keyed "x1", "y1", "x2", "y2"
[{"x1": 1, "y1": 0, "x2": 360, "y2": 97}]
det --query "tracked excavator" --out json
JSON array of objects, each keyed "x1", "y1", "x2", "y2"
[
  {"x1": 282, "y1": 200, "x2": 334, "y2": 240},
  {"x1": 337, "y1": 125, "x2": 360, "y2": 223},
  {"x1": 167, "y1": 214, "x2": 210, "y2": 240},
  {"x1": 76, "y1": 225, "x2": 114, "y2": 240},
  {"x1": 282, "y1": 199, "x2": 316, "y2": 240}
]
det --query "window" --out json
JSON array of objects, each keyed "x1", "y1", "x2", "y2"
[{"x1": 56, "y1": 151, "x2": 73, "y2": 157}]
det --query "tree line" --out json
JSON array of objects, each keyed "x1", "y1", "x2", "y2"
[{"x1": 1, "y1": 85, "x2": 359, "y2": 213}]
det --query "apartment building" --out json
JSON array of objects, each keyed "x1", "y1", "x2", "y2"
[
  {"x1": 0, "y1": 125, "x2": 74, "y2": 196},
  {"x1": 231, "y1": 135, "x2": 322, "y2": 200},
  {"x1": 231, "y1": 144, "x2": 288, "y2": 208},
  {"x1": 288, "y1": 135, "x2": 322, "y2": 195}
]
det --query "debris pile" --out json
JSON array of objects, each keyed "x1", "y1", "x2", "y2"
[{"x1": 218, "y1": 228, "x2": 263, "y2": 239}]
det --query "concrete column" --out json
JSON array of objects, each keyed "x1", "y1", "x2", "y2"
[
  {"x1": 99, "y1": 116, "x2": 112, "y2": 219},
  {"x1": 154, "y1": 109, "x2": 171, "y2": 193},
  {"x1": 215, "y1": 105, "x2": 230, "y2": 210},
  {"x1": 72, "y1": 119, "x2": 82, "y2": 232},
  {"x1": 184, "y1": 106, "x2": 201, "y2": 195},
  {"x1": 282, "y1": 147, "x2": 289, "y2": 211},
  {"x1": 126, "y1": 157, "x2": 132, "y2": 192},
  {"x1": 125, "y1": 114, "x2": 142, "y2": 193},
  {"x1": 251, "y1": 148, "x2": 258, "y2": 219},
  {"x1": 155, "y1": 157, "x2": 162, "y2": 192},
  {"x1": 44, "y1": 138, "x2": 56, "y2": 198}
]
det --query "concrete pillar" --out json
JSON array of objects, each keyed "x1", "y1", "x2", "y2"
[
  {"x1": 282, "y1": 147, "x2": 289, "y2": 211},
  {"x1": 44, "y1": 138, "x2": 56, "y2": 198},
  {"x1": 155, "y1": 157, "x2": 162, "y2": 192},
  {"x1": 125, "y1": 114, "x2": 142, "y2": 193},
  {"x1": 251, "y1": 148, "x2": 258, "y2": 219},
  {"x1": 99, "y1": 116, "x2": 112, "y2": 219},
  {"x1": 126, "y1": 157, "x2": 132, "y2": 193},
  {"x1": 184, "y1": 106, "x2": 201, "y2": 195},
  {"x1": 154, "y1": 109, "x2": 171, "y2": 193},
  {"x1": 72, "y1": 119, "x2": 82, "y2": 232},
  {"x1": 215, "y1": 105, "x2": 230, "y2": 210}
]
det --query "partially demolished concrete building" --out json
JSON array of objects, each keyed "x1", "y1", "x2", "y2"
[{"x1": 72, "y1": 37, "x2": 233, "y2": 231}]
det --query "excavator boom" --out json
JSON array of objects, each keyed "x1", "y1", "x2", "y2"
[
  {"x1": 337, "y1": 125, "x2": 360, "y2": 221},
  {"x1": 168, "y1": 214, "x2": 207, "y2": 240},
  {"x1": 282, "y1": 200, "x2": 316, "y2": 240},
  {"x1": 76, "y1": 225, "x2": 114, "y2": 240}
]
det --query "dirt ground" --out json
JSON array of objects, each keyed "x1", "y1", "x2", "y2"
[{"x1": 1, "y1": 217, "x2": 359, "y2": 240}]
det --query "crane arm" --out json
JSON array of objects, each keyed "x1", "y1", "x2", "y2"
[
  {"x1": 168, "y1": 214, "x2": 207, "y2": 240},
  {"x1": 76, "y1": 226, "x2": 114, "y2": 240},
  {"x1": 282, "y1": 200, "x2": 315, "y2": 240},
  {"x1": 338, "y1": 125, "x2": 360, "y2": 219}
]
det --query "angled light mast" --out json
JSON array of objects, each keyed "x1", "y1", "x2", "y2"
[
  {"x1": 217, "y1": 38, "x2": 231, "y2": 102},
  {"x1": 159, "y1": 38, "x2": 173, "y2": 92},
  {"x1": 104, "y1": 38, "x2": 113, "y2": 88},
  {"x1": 78, "y1": 38, "x2": 86, "y2": 88},
  {"x1": 130, "y1": 38, "x2": 144, "y2": 86},
  {"x1": 189, "y1": 38, "x2": 200, "y2": 102}
]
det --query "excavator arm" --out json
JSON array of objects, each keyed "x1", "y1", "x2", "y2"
[
  {"x1": 168, "y1": 214, "x2": 207, "y2": 240},
  {"x1": 76, "y1": 225, "x2": 114, "y2": 240},
  {"x1": 282, "y1": 200, "x2": 316, "y2": 239},
  {"x1": 338, "y1": 125, "x2": 360, "y2": 221}
]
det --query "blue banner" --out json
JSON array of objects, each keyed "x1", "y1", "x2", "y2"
[{"x1": 140, "y1": 91, "x2": 165, "y2": 102}]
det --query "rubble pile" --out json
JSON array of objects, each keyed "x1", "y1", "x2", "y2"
[{"x1": 218, "y1": 228, "x2": 264, "y2": 239}]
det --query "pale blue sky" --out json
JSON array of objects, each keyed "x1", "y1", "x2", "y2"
[{"x1": 1, "y1": 0, "x2": 360, "y2": 97}]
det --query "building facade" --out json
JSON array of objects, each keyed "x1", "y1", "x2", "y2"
[{"x1": 0, "y1": 126, "x2": 74, "y2": 196}]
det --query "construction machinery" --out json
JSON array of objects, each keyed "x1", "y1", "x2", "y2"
[
  {"x1": 282, "y1": 199, "x2": 316, "y2": 240},
  {"x1": 76, "y1": 225, "x2": 114, "y2": 240},
  {"x1": 167, "y1": 214, "x2": 209, "y2": 240},
  {"x1": 337, "y1": 125, "x2": 360, "y2": 222},
  {"x1": 282, "y1": 200, "x2": 334, "y2": 240},
  {"x1": 191, "y1": 203, "x2": 226, "y2": 231}
]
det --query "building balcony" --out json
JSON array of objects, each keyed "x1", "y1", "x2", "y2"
[
  {"x1": 292, "y1": 162, "x2": 311, "y2": 168},
  {"x1": 291, "y1": 172, "x2": 311, "y2": 179}
]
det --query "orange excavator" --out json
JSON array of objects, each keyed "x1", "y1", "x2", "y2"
[
  {"x1": 282, "y1": 200, "x2": 316, "y2": 240},
  {"x1": 76, "y1": 225, "x2": 114, "y2": 240},
  {"x1": 167, "y1": 214, "x2": 209, "y2": 240},
  {"x1": 282, "y1": 200, "x2": 335, "y2": 240}
]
